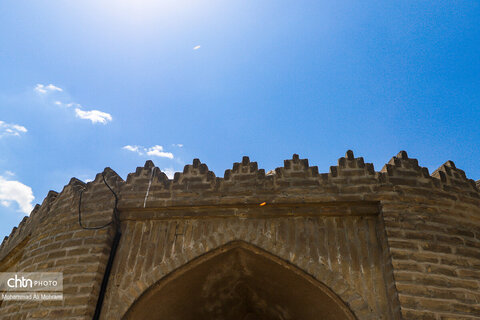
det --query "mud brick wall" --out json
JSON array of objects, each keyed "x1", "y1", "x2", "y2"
[
  {"x1": 0, "y1": 172, "x2": 122, "y2": 319},
  {"x1": 379, "y1": 155, "x2": 480, "y2": 319},
  {"x1": 0, "y1": 151, "x2": 478, "y2": 319}
]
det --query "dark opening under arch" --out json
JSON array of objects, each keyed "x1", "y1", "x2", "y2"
[{"x1": 123, "y1": 241, "x2": 357, "y2": 320}]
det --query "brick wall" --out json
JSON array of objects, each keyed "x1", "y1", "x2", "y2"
[
  {"x1": 0, "y1": 172, "x2": 122, "y2": 319},
  {"x1": 379, "y1": 155, "x2": 480, "y2": 319},
  {"x1": 0, "y1": 151, "x2": 478, "y2": 319}
]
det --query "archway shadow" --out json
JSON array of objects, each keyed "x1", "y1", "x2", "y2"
[{"x1": 123, "y1": 241, "x2": 357, "y2": 320}]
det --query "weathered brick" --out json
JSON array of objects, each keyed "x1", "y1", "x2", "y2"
[{"x1": 1, "y1": 154, "x2": 479, "y2": 320}]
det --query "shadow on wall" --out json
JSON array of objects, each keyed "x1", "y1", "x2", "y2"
[{"x1": 124, "y1": 241, "x2": 357, "y2": 320}]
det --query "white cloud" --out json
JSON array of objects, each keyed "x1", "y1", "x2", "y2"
[
  {"x1": 46, "y1": 84, "x2": 62, "y2": 92},
  {"x1": 37, "y1": 84, "x2": 111, "y2": 125},
  {"x1": 75, "y1": 108, "x2": 112, "y2": 124},
  {"x1": 123, "y1": 145, "x2": 174, "y2": 159},
  {"x1": 34, "y1": 85, "x2": 47, "y2": 94},
  {"x1": 55, "y1": 101, "x2": 80, "y2": 108},
  {"x1": 146, "y1": 145, "x2": 174, "y2": 159},
  {"x1": 0, "y1": 121, "x2": 28, "y2": 138},
  {"x1": 193, "y1": 45, "x2": 201, "y2": 50},
  {"x1": 0, "y1": 175, "x2": 35, "y2": 215},
  {"x1": 163, "y1": 168, "x2": 175, "y2": 179},
  {"x1": 123, "y1": 145, "x2": 141, "y2": 153},
  {"x1": 172, "y1": 143, "x2": 183, "y2": 148},
  {"x1": 34, "y1": 84, "x2": 63, "y2": 94}
]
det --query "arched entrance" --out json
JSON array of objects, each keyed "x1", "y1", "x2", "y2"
[{"x1": 123, "y1": 241, "x2": 357, "y2": 320}]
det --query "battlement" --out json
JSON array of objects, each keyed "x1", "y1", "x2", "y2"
[
  {"x1": 1, "y1": 151, "x2": 480, "y2": 320},
  {"x1": 1, "y1": 150, "x2": 479, "y2": 258}
]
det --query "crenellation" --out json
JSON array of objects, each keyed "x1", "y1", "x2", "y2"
[
  {"x1": 329, "y1": 165, "x2": 339, "y2": 178},
  {"x1": 1, "y1": 151, "x2": 480, "y2": 320},
  {"x1": 126, "y1": 161, "x2": 163, "y2": 184},
  {"x1": 9, "y1": 218, "x2": 28, "y2": 246},
  {"x1": 0, "y1": 190, "x2": 59, "y2": 258},
  {"x1": 48, "y1": 151, "x2": 478, "y2": 208},
  {"x1": 29, "y1": 204, "x2": 41, "y2": 219},
  {"x1": 381, "y1": 151, "x2": 430, "y2": 179},
  {"x1": 172, "y1": 159, "x2": 216, "y2": 191},
  {"x1": 92, "y1": 167, "x2": 124, "y2": 187},
  {"x1": 432, "y1": 161, "x2": 478, "y2": 193},
  {"x1": 224, "y1": 156, "x2": 265, "y2": 181},
  {"x1": 283, "y1": 154, "x2": 308, "y2": 170},
  {"x1": 68, "y1": 177, "x2": 87, "y2": 189},
  {"x1": 274, "y1": 154, "x2": 319, "y2": 182},
  {"x1": 9, "y1": 227, "x2": 17, "y2": 240},
  {"x1": 338, "y1": 150, "x2": 365, "y2": 169},
  {"x1": 318, "y1": 158, "x2": 375, "y2": 200},
  {"x1": 17, "y1": 216, "x2": 28, "y2": 229},
  {"x1": 378, "y1": 152, "x2": 436, "y2": 192},
  {"x1": 43, "y1": 190, "x2": 59, "y2": 207},
  {"x1": 54, "y1": 178, "x2": 87, "y2": 205},
  {"x1": 1, "y1": 236, "x2": 7, "y2": 247}
]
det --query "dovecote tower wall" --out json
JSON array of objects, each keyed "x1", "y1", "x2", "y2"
[{"x1": 0, "y1": 151, "x2": 479, "y2": 320}]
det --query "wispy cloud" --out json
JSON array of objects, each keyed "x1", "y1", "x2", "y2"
[
  {"x1": 0, "y1": 121, "x2": 27, "y2": 138},
  {"x1": 146, "y1": 145, "x2": 174, "y2": 159},
  {"x1": 123, "y1": 145, "x2": 174, "y2": 159},
  {"x1": 34, "y1": 84, "x2": 63, "y2": 94},
  {"x1": 35, "y1": 84, "x2": 112, "y2": 125},
  {"x1": 172, "y1": 143, "x2": 183, "y2": 148},
  {"x1": 123, "y1": 145, "x2": 140, "y2": 153},
  {"x1": 193, "y1": 45, "x2": 201, "y2": 50},
  {"x1": 0, "y1": 175, "x2": 34, "y2": 215},
  {"x1": 54, "y1": 101, "x2": 79, "y2": 108},
  {"x1": 75, "y1": 108, "x2": 112, "y2": 124}
]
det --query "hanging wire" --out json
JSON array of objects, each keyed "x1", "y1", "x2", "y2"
[{"x1": 78, "y1": 171, "x2": 119, "y2": 230}]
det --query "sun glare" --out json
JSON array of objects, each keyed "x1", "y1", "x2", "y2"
[{"x1": 96, "y1": 0, "x2": 205, "y2": 27}]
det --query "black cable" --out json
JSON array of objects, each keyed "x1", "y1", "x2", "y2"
[
  {"x1": 78, "y1": 172, "x2": 119, "y2": 230},
  {"x1": 90, "y1": 172, "x2": 122, "y2": 320},
  {"x1": 92, "y1": 229, "x2": 121, "y2": 320}
]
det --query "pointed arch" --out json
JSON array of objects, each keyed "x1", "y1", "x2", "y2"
[{"x1": 123, "y1": 241, "x2": 357, "y2": 320}]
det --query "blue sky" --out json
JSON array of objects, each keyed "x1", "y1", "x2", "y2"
[{"x1": 1, "y1": 1, "x2": 479, "y2": 238}]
